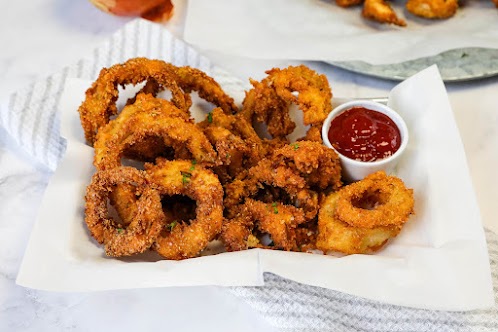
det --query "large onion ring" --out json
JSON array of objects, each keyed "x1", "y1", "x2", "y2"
[
  {"x1": 102, "y1": 93, "x2": 191, "y2": 162},
  {"x1": 84, "y1": 167, "x2": 164, "y2": 257},
  {"x1": 93, "y1": 98, "x2": 217, "y2": 170}
]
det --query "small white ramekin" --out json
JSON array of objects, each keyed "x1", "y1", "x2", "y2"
[{"x1": 321, "y1": 100, "x2": 409, "y2": 182}]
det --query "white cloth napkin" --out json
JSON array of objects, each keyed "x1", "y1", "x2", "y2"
[
  {"x1": 184, "y1": 0, "x2": 498, "y2": 65},
  {"x1": 2, "y1": 19, "x2": 498, "y2": 331}
]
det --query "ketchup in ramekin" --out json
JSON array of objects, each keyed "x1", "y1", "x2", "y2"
[
  {"x1": 327, "y1": 107, "x2": 401, "y2": 162},
  {"x1": 322, "y1": 100, "x2": 409, "y2": 182}
]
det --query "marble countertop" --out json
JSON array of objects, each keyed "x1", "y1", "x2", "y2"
[{"x1": 1, "y1": 0, "x2": 497, "y2": 330}]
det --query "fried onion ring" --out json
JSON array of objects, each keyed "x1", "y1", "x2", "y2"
[
  {"x1": 78, "y1": 57, "x2": 190, "y2": 145},
  {"x1": 175, "y1": 66, "x2": 238, "y2": 115},
  {"x1": 104, "y1": 93, "x2": 191, "y2": 162},
  {"x1": 334, "y1": 171, "x2": 414, "y2": 229},
  {"x1": 245, "y1": 199, "x2": 307, "y2": 251},
  {"x1": 317, "y1": 191, "x2": 402, "y2": 254},
  {"x1": 93, "y1": 95, "x2": 217, "y2": 226},
  {"x1": 222, "y1": 158, "x2": 320, "y2": 251},
  {"x1": 270, "y1": 141, "x2": 342, "y2": 191},
  {"x1": 198, "y1": 108, "x2": 268, "y2": 184},
  {"x1": 221, "y1": 199, "x2": 306, "y2": 251},
  {"x1": 241, "y1": 65, "x2": 332, "y2": 142},
  {"x1": 84, "y1": 167, "x2": 163, "y2": 257},
  {"x1": 224, "y1": 159, "x2": 319, "y2": 220},
  {"x1": 93, "y1": 98, "x2": 217, "y2": 170},
  {"x1": 202, "y1": 125, "x2": 253, "y2": 184},
  {"x1": 129, "y1": 66, "x2": 239, "y2": 115},
  {"x1": 145, "y1": 159, "x2": 224, "y2": 260}
]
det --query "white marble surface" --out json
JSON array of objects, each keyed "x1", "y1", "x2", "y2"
[{"x1": 0, "y1": 0, "x2": 497, "y2": 330}]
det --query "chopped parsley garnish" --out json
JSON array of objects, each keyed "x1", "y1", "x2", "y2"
[
  {"x1": 293, "y1": 143, "x2": 299, "y2": 150},
  {"x1": 117, "y1": 228, "x2": 124, "y2": 234},
  {"x1": 181, "y1": 171, "x2": 192, "y2": 184},
  {"x1": 167, "y1": 221, "x2": 178, "y2": 231},
  {"x1": 189, "y1": 159, "x2": 197, "y2": 171},
  {"x1": 271, "y1": 202, "x2": 278, "y2": 214},
  {"x1": 207, "y1": 112, "x2": 213, "y2": 123}
]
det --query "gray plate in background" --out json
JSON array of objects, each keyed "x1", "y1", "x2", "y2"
[{"x1": 328, "y1": 48, "x2": 498, "y2": 82}]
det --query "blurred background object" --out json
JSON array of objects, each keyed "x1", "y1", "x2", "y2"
[{"x1": 89, "y1": 0, "x2": 174, "y2": 21}]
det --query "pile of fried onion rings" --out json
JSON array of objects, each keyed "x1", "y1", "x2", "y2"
[{"x1": 80, "y1": 58, "x2": 414, "y2": 260}]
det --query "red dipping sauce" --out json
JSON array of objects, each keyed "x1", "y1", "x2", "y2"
[{"x1": 327, "y1": 107, "x2": 401, "y2": 162}]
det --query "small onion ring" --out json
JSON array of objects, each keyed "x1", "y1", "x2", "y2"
[
  {"x1": 317, "y1": 191, "x2": 402, "y2": 254},
  {"x1": 84, "y1": 167, "x2": 164, "y2": 257},
  {"x1": 334, "y1": 171, "x2": 414, "y2": 229},
  {"x1": 146, "y1": 159, "x2": 224, "y2": 260},
  {"x1": 220, "y1": 199, "x2": 306, "y2": 252},
  {"x1": 224, "y1": 159, "x2": 319, "y2": 220},
  {"x1": 240, "y1": 65, "x2": 332, "y2": 142},
  {"x1": 270, "y1": 141, "x2": 342, "y2": 191}
]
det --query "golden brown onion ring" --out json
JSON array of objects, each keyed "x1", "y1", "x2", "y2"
[
  {"x1": 127, "y1": 67, "x2": 239, "y2": 115},
  {"x1": 270, "y1": 141, "x2": 342, "y2": 191},
  {"x1": 175, "y1": 66, "x2": 238, "y2": 115},
  {"x1": 334, "y1": 171, "x2": 414, "y2": 229},
  {"x1": 224, "y1": 159, "x2": 318, "y2": 219},
  {"x1": 84, "y1": 167, "x2": 164, "y2": 257},
  {"x1": 241, "y1": 65, "x2": 332, "y2": 142},
  {"x1": 145, "y1": 159, "x2": 224, "y2": 260},
  {"x1": 93, "y1": 99, "x2": 217, "y2": 170},
  {"x1": 105, "y1": 93, "x2": 191, "y2": 162},
  {"x1": 245, "y1": 199, "x2": 307, "y2": 251},
  {"x1": 78, "y1": 57, "x2": 190, "y2": 145},
  {"x1": 317, "y1": 191, "x2": 402, "y2": 254},
  {"x1": 221, "y1": 199, "x2": 306, "y2": 252}
]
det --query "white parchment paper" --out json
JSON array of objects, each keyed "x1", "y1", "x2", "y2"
[
  {"x1": 17, "y1": 66, "x2": 493, "y2": 311},
  {"x1": 184, "y1": 0, "x2": 498, "y2": 65}
]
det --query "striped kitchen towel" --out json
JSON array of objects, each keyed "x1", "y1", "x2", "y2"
[
  {"x1": 229, "y1": 227, "x2": 498, "y2": 331},
  {"x1": 0, "y1": 19, "x2": 248, "y2": 171},
  {"x1": 1, "y1": 18, "x2": 496, "y2": 332}
]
